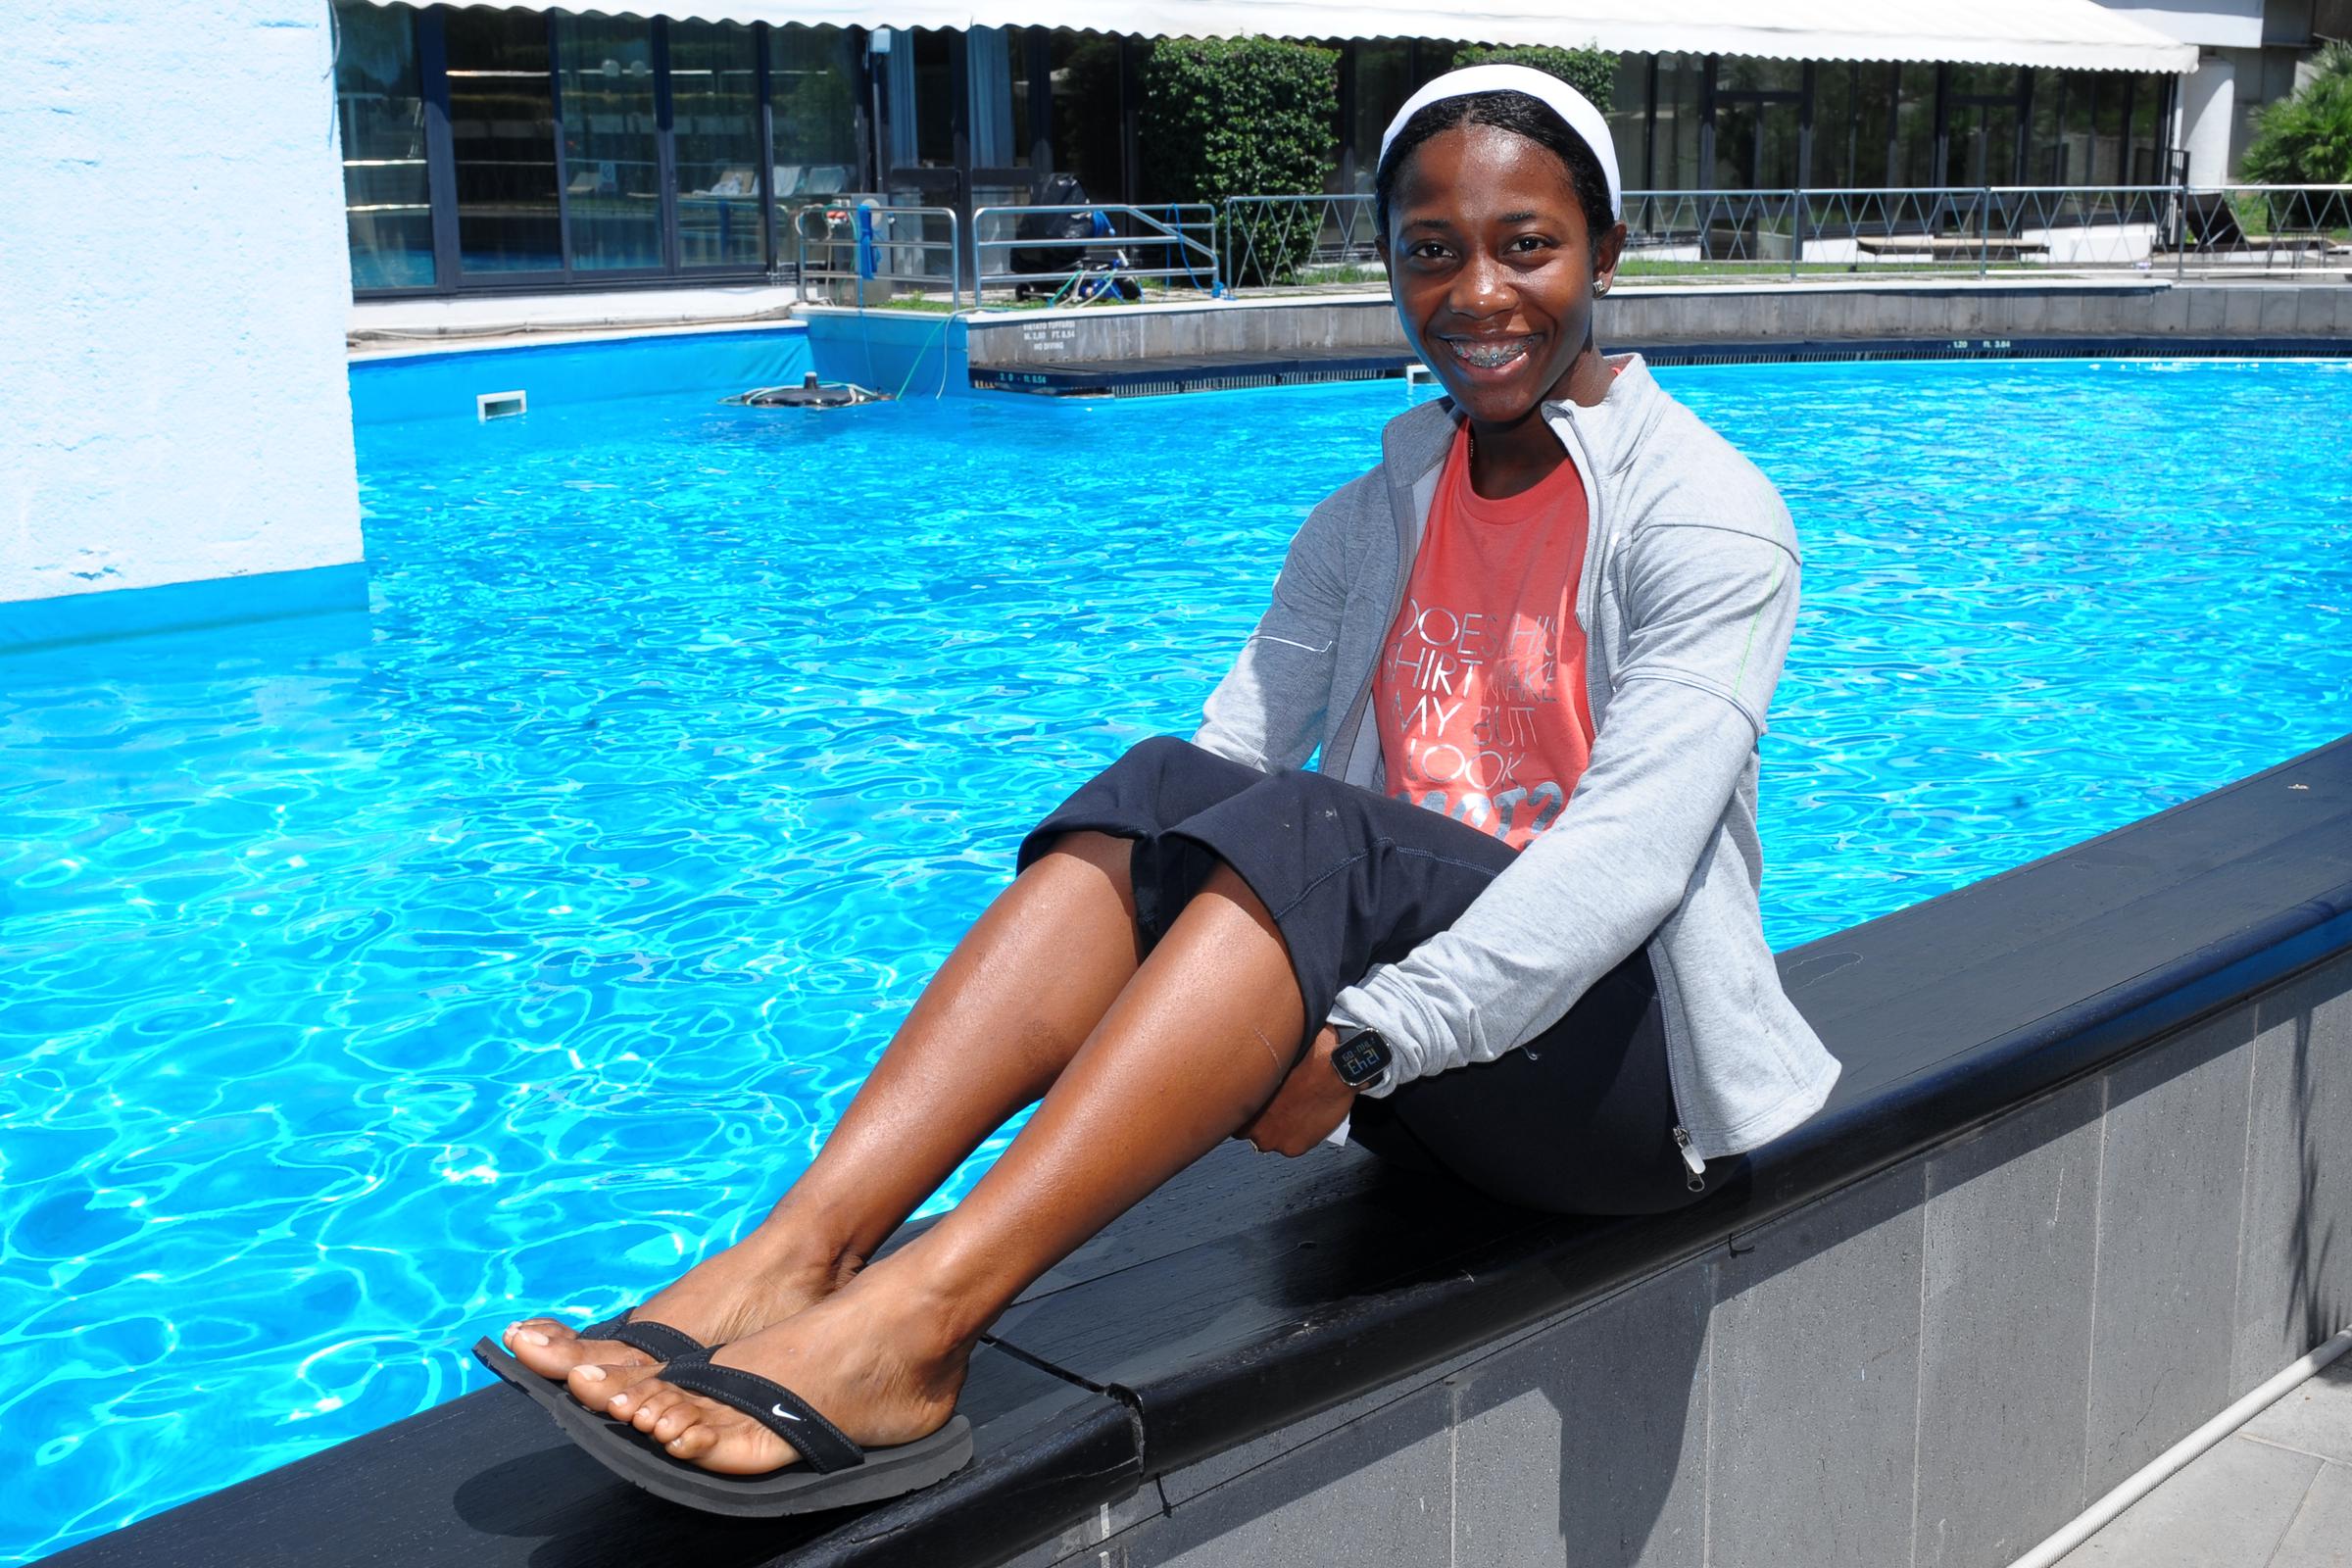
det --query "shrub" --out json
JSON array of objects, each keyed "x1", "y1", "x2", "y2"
[
  {"x1": 2242, "y1": 41, "x2": 2352, "y2": 184},
  {"x1": 2240, "y1": 41, "x2": 2352, "y2": 232},
  {"x1": 1140, "y1": 37, "x2": 1339, "y2": 284},
  {"x1": 1447, "y1": 44, "x2": 1620, "y2": 113}
]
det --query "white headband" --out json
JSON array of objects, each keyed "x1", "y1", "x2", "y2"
[{"x1": 1377, "y1": 64, "x2": 1623, "y2": 220}]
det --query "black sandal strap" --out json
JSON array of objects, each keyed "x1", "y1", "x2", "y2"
[
  {"x1": 657, "y1": 1353, "x2": 866, "y2": 1474},
  {"x1": 605, "y1": 1318, "x2": 706, "y2": 1363}
]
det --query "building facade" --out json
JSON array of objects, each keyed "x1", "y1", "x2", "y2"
[{"x1": 335, "y1": 0, "x2": 2344, "y2": 298}]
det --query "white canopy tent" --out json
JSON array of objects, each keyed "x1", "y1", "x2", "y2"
[{"x1": 363, "y1": 0, "x2": 2197, "y2": 74}]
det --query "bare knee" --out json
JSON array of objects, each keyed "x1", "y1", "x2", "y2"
[{"x1": 1036, "y1": 830, "x2": 1140, "y2": 925}]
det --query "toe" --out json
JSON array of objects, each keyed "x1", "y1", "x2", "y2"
[
  {"x1": 679, "y1": 1411, "x2": 800, "y2": 1478},
  {"x1": 622, "y1": 1380, "x2": 682, "y2": 1431},
  {"x1": 664, "y1": 1424, "x2": 720, "y2": 1461},
  {"x1": 569, "y1": 1357, "x2": 664, "y2": 1412},
  {"x1": 506, "y1": 1317, "x2": 566, "y2": 1349},
  {"x1": 503, "y1": 1317, "x2": 569, "y2": 1366},
  {"x1": 509, "y1": 1317, "x2": 652, "y2": 1383},
  {"x1": 650, "y1": 1398, "x2": 702, "y2": 1444}
]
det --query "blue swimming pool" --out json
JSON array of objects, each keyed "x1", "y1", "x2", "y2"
[{"x1": 4, "y1": 356, "x2": 2349, "y2": 1561}]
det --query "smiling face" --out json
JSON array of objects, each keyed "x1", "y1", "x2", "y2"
[{"x1": 1378, "y1": 123, "x2": 1626, "y2": 426}]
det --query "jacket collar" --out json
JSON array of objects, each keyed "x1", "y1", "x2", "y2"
[{"x1": 1379, "y1": 352, "x2": 1662, "y2": 486}]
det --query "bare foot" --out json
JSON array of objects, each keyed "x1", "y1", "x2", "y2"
[
  {"x1": 579, "y1": 1273, "x2": 969, "y2": 1477},
  {"x1": 500, "y1": 1222, "x2": 859, "y2": 1397}
]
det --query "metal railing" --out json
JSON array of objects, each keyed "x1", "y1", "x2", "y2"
[
  {"x1": 1622, "y1": 185, "x2": 2352, "y2": 278},
  {"x1": 967, "y1": 203, "x2": 1220, "y2": 308},
  {"x1": 1224, "y1": 194, "x2": 1380, "y2": 288},
  {"x1": 1213, "y1": 185, "x2": 2352, "y2": 290},
  {"x1": 789, "y1": 202, "x2": 961, "y2": 307}
]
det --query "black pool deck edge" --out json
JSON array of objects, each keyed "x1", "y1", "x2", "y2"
[
  {"x1": 45, "y1": 733, "x2": 2352, "y2": 1568},
  {"x1": 965, "y1": 333, "x2": 2352, "y2": 396}
]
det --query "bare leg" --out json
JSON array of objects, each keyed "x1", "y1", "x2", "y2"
[
  {"x1": 507, "y1": 829, "x2": 1149, "y2": 1380},
  {"x1": 596, "y1": 862, "x2": 1308, "y2": 1473}
]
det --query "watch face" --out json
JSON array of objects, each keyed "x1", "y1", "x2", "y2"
[{"x1": 1333, "y1": 1031, "x2": 1391, "y2": 1087}]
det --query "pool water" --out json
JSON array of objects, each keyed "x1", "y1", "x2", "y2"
[{"x1": 5, "y1": 358, "x2": 2350, "y2": 1561}]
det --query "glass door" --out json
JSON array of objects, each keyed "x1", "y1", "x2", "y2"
[
  {"x1": 1707, "y1": 60, "x2": 1802, "y2": 261},
  {"x1": 669, "y1": 21, "x2": 764, "y2": 270},
  {"x1": 444, "y1": 8, "x2": 564, "y2": 277},
  {"x1": 556, "y1": 15, "x2": 667, "y2": 274}
]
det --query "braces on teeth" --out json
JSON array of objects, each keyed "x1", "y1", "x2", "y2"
[{"x1": 1453, "y1": 340, "x2": 1531, "y2": 368}]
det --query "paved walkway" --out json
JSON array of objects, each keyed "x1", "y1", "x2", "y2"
[{"x1": 2057, "y1": 1357, "x2": 2352, "y2": 1567}]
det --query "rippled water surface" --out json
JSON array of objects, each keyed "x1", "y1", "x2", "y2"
[{"x1": 5, "y1": 357, "x2": 2350, "y2": 1560}]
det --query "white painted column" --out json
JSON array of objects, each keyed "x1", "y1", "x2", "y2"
[
  {"x1": 2179, "y1": 55, "x2": 2239, "y2": 183},
  {"x1": 0, "y1": 0, "x2": 364, "y2": 620}
]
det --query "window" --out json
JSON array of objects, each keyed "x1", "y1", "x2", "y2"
[
  {"x1": 2028, "y1": 70, "x2": 2071, "y2": 183},
  {"x1": 912, "y1": 29, "x2": 955, "y2": 167},
  {"x1": 1893, "y1": 65, "x2": 1938, "y2": 187},
  {"x1": 1050, "y1": 31, "x2": 1126, "y2": 199},
  {"x1": 772, "y1": 24, "x2": 859, "y2": 205},
  {"x1": 2093, "y1": 74, "x2": 2131, "y2": 183},
  {"x1": 1605, "y1": 53, "x2": 1652, "y2": 190},
  {"x1": 557, "y1": 15, "x2": 662, "y2": 270},
  {"x1": 445, "y1": 9, "x2": 562, "y2": 273},
  {"x1": 1809, "y1": 62, "x2": 1898, "y2": 188},
  {"x1": 1652, "y1": 53, "x2": 1705, "y2": 189},
  {"x1": 2127, "y1": 75, "x2": 2166, "y2": 182},
  {"x1": 1944, "y1": 64, "x2": 2023, "y2": 186},
  {"x1": 1713, "y1": 58, "x2": 1802, "y2": 189},
  {"x1": 669, "y1": 21, "x2": 762, "y2": 268},
  {"x1": 1348, "y1": 43, "x2": 1412, "y2": 194},
  {"x1": 333, "y1": 1, "x2": 434, "y2": 289},
  {"x1": 1011, "y1": 31, "x2": 1039, "y2": 168}
]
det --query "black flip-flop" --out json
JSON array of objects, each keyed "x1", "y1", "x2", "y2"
[
  {"x1": 535, "y1": 1348, "x2": 974, "y2": 1516},
  {"x1": 471, "y1": 1308, "x2": 709, "y2": 1422}
]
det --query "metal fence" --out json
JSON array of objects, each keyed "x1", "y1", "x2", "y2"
[
  {"x1": 1224, "y1": 194, "x2": 1382, "y2": 288},
  {"x1": 1622, "y1": 185, "x2": 2352, "y2": 278},
  {"x1": 967, "y1": 203, "x2": 1220, "y2": 307},
  {"x1": 786, "y1": 185, "x2": 2349, "y2": 309},
  {"x1": 789, "y1": 202, "x2": 961, "y2": 307},
  {"x1": 1216, "y1": 185, "x2": 2352, "y2": 290}
]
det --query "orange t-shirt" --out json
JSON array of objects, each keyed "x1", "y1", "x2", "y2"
[{"x1": 1376, "y1": 424, "x2": 1595, "y2": 851}]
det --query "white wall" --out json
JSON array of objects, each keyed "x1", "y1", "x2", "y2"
[
  {"x1": 2095, "y1": 0, "x2": 2268, "y2": 49},
  {"x1": 0, "y1": 0, "x2": 362, "y2": 607},
  {"x1": 2180, "y1": 55, "x2": 2240, "y2": 180}
]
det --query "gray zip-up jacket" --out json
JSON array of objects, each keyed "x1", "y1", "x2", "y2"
[{"x1": 1193, "y1": 356, "x2": 1838, "y2": 1160}]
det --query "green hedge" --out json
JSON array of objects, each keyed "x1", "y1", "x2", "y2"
[
  {"x1": 1140, "y1": 37, "x2": 1338, "y2": 284},
  {"x1": 2241, "y1": 40, "x2": 2352, "y2": 186},
  {"x1": 1448, "y1": 45, "x2": 1620, "y2": 113}
]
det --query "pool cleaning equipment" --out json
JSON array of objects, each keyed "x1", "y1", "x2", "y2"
[
  {"x1": 1009, "y1": 174, "x2": 1142, "y2": 304},
  {"x1": 727, "y1": 373, "x2": 886, "y2": 409}
]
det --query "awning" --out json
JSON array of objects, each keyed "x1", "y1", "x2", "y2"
[{"x1": 373, "y1": 0, "x2": 2199, "y2": 74}]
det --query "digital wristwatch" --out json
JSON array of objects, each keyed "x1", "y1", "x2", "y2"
[{"x1": 1329, "y1": 1025, "x2": 1394, "y2": 1091}]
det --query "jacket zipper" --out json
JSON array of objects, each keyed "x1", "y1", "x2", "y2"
[
  {"x1": 1333, "y1": 457, "x2": 1441, "y2": 786},
  {"x1": 1551, "y1": 398, "x2": 1707, "y2": 1174},
  {"x1": 1672, "y1": 1126, "x2": 1707, "y2": 1191}
]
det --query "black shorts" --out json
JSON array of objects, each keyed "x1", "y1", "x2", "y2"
[{"x1": 1017, "y1": 736, "x2": 1740, "y2": 1216}]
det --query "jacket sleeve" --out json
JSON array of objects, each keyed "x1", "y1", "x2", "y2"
[
  {"x1": 1329, "y1": 519, "x2": 1801, "y2": 1092},
  {"x1": 1191, "y1": 486, "x2": 1357, "y2": 773}
]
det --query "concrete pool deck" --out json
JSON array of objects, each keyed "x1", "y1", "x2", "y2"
[
  {"x1": 348, "y1": 272, "x2": 2352, "y2": 361},
  {"x1": 341, "y1": 275, "x2": 2352, "y2": 408}
]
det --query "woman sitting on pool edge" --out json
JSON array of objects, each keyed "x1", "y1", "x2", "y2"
[{"x1": 481, "y1": 65, "x2": 1840, "y2": 1514}]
